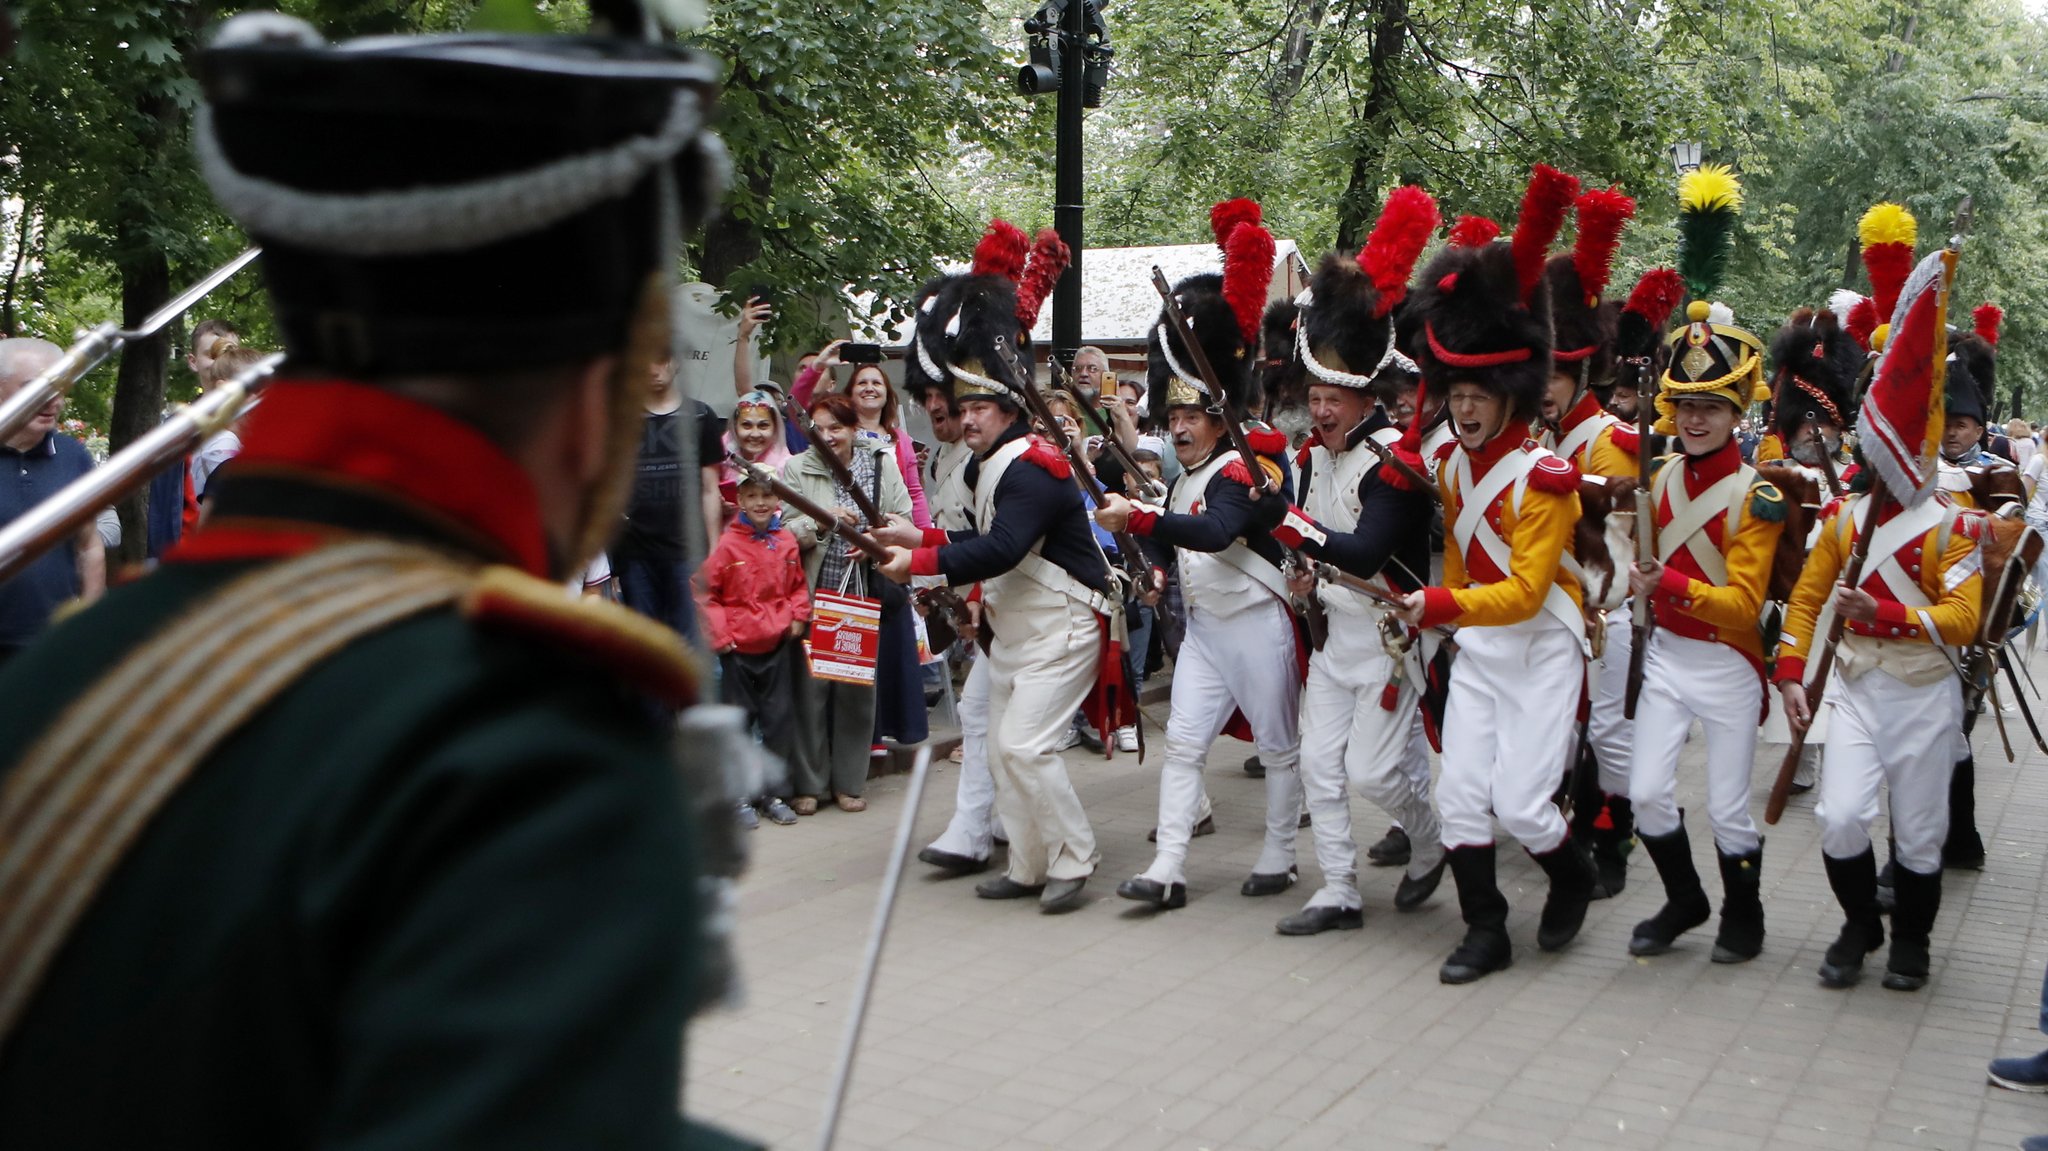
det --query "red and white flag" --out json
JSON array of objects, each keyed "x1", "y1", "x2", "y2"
[{"x1": 1858, "y1": 249, "x2": 1952, "y2": 508}]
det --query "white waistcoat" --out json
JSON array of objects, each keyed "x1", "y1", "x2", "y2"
[
  {"x1": 1170, "y1": 449, "x2": 1287, "y2": 619},
  {"x1": 1303, "y1": 428, "x2": 1400, "y2": 616}
]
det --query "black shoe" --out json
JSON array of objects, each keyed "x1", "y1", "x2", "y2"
[
  {"x1": 1147, "y1": 813, "x2": 1216, "y2": 843},
  {"x1": 1589, "y1": 796, "x2": 1634, "y2": 900},
  {"x1": 1394, "y1": 857, "x2": 1447, "y2": 911},
  {"x1": 1712, "y1": 844, "x2": 1766, "y2": 964},
  {"x1": 918, "y1": 846, "x2": 991, "y2": 874},
  {"x1": 1366, "y1": 826, "x2": 1411, "y2": 867},
  {"x1": 1243, "y1": 754, "x2": 1265, "y2": 778},
  {"x1": 1277, "y1": 904, "x2": 1363, "y2": 935},
  {"x1": 1115, "y1": 876, "x2": 1187, "y2": 910},
  {"x1": 1531, "y1": 838, "x2": 1597, "y2": 952},
  {"x1": 1819, "y1": 849, "x2": 1885, "y2": 988},
  {"x1": 1628, "y1": 825, "x2": 1713, "y2": 956},
  {"x1": 1441, "y1": 844, "x2": 1513, "y2": 983},
  {"x1": 1240, "y1": 866, "x2": 1298, "y2": 896},
  {"x1": 1040, "y1": 876, "x2": 1088, "y2": 913},
  {"x1": 975, "y1": 876, "x2": 1046, "y2": 901},
  {"x1": 1883, "y1": 864, "x2": 1942, "y2": 990}
]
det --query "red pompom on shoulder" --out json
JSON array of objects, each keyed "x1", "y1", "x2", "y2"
[
  {"x1": 1220, "y1": 459, "x2": 1259, "y2": 489},
  {"x1": 1243, "y1": 424, "x2": 1288, "y2": 456},
  {"x1": 1020, "y1": 435, "x2": 1072, "y2": 479},
  {"x1": 1608, "y1": 421, "x2": 1641, "y2": 454},
  {"x1": 1525, "y1": 452, "x2": 1581, "y2": 494},
  {"x1": 1954, "y1": 508, "x2": 1990, "y2": 541}
]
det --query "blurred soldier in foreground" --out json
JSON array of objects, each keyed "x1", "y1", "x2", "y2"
[{"x1": 0, "y1": 11, "x2": 747, "y2": 1148}]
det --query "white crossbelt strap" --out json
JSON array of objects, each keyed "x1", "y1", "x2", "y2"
[
  {"x1": 1556, "y1": 413, "x2": 1614, "y2": 467},
  {"x1": 974, "y1": 435, "x2": 1117, "y2": 618},
  {"x1": 1449, "y1": 444, "x2": 1584, "y2": 644},
  {"x1": 1795, "y1": 495, "x2": 1948, "y2": 685},
  {"x1": 1174, "y1": 449, "x2": 1291, "y2": 605},
  {"x1": 1653, "y1": 461, "x2": 1752, "y2": 587}
]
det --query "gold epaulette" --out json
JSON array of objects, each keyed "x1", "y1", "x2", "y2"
[{"x1": 462, "y1": 566, "x2": 702, "y2": 708}]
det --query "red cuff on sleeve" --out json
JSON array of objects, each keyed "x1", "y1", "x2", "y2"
[
  {"x1": 1873, "y1": 599, "x2": 1910, "y2": 629},
  {"x1": 909, "y1": 547, "x2": 941, "y2": 577},
  {"x1": 966, "y1": 583, "x2": 982, "y2": 603},
  {"x1": 1773, "y1": 656, "x2": 1807, "y2": 686},
  {"x1": 1128, "y1": 506, "x2": 1160, "y2": 535},
  {"x1": 1417, "y1": 586, "x2": 1462, "y2": 629},
  {"x1": 1656, "y1": 565, "x2": 1692, "y2": 603},
  {"x1": 920, "y1": 527, "x2": 951, "y2": 548}
]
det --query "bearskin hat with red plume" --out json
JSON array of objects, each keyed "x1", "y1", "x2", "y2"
[
  {"x1": 1546, "y1": 186, "x2": 1635, "y2": 391},
  {"x1": 1260, "y1": 297, "x2": 1307, "y2": 415},
  {"x1": 1410, "y1": 165, "x2": 1579, "y2": 421},
  {"x1": 1947, "y1": 302, "x2": 2002, "y2": 427},
  {"x1": 909, "y1": 219, "x2": 1033, "y2": 409},
  {"x1": 1296, "y1": 183, "x2": 1440, "y2": 397},
  {"x1": 1148, "y1": 198, "x2": 1276, "y2": 424},
  {"x1": 1768, "y1": 307, "x2": 1862, "y2": 440}
]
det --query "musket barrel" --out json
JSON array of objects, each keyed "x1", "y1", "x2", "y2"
[{"x1": 0, "y1": 353, "x2": 280, "y2": 585}]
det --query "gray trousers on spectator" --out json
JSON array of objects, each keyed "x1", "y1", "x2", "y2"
[{"x1": 794, "y1": 672, "x2": 876, "y2": 799}]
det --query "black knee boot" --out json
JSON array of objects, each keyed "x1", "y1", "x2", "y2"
[
  {"x1": 1589, "y1": 794, "x2": 1635, "y2": 900},
  {"x1": 1943, "y1": 756, "x2": 1984, "y2": 870},
  {"x1": 1711, "y1": 843, "x2": 1765, "y2": 964},
  {"x1": 1883, "y1": 864, "x2": 1943, "y2": 990},
  {"x1": 1440, "y1": 844, "x2": 1513, "y2": 984},
  {"x1": 1629, "y1": 824, "x2": 1712, "y2": 956},
  {"x1": 1819, "y1": 849, "x2": 1886, "y2": 988},
  {"x1": 1531, "y1": 836, "x2": 1597, "y2": 952}
]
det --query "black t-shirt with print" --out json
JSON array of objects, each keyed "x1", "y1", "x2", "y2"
[{"x1": 615, "y1": 401, "x2": 723, "y2": 561}]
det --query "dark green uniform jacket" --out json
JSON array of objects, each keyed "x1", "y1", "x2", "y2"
[{"x1": 0, "y1": 380, "x2": 742, "y2": 1150}]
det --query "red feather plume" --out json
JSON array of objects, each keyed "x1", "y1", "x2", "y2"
[
  {"x1": 1359, "y1": 185, "x2": 1441, "y2": 319},
  {"x1": 1621, "y1": 267, "x2": 1685, "y2": 326},
  {"x1": 1975, "y1": 302, "x2": 2004, "y2": 346},
  {"x1": 1572, "y1": 186, "x2": 1636, "y2": 302},
  {"x1": 1862, "y1": 243, "x2": 1913, "y2": 321},
  {"x1": 970, "y1": 219, "x2": 1029, "y2": 282},
  {"x1": 1511, "y1": 164, "x2": 1582, "y2": 305},
  {"x1": 1448, "y1": 215, "x2": 1500, "y2": 248},
  {"x1": 1015, "y1": 228, "x2": 1070, "y2": 331},
  {"x1": 1222, "y1": 222, "x2": 1277, "y2": 346},
  {"x1": 1846, "y1": 297, "x2": 1880, "y2": 351},
  {"x1": 1211, "y1": 198, "x2": 1262, "y2": 250}
]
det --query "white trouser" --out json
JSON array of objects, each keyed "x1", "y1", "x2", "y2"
[
  {"x1": 1627, "y1": 631, "x2": 1763, "y2": 853},
  {"x1": 1394, "y1": 708, "x2": 1433, "y2": 819},
  {"x1": 924, "y1": 656, "x2": 1006, "y2": 860},
  {"x1": 1586, "y1": 609, "x2": 1634, "y2": 797},
  {"x1": 985, "y1": 596, "x2": 1102, "y2": 885},
  {"x1": 1146, "y1": 597, "x2": 1303, "y2": 883},
  {"x1": 1814, "y1": 665, "x2": 1962, "y2": 873},
  {"x1": 1438, "y1": 615, "x2": 1582, "y2": 854},
  {"x1": 1299, "y1": 611, "x2": 1444, "y2": 909}
]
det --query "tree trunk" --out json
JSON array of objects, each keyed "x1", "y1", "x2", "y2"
[
  {"x1": 107, "y1": 239, "x2": 169, "y2": 564},
  {"x1": 1269, "y1": 0, "x2": 1329, "y2": 115},
  {"x1": 1333, "y1": 0, "x2": 1411, "y2": 250}
]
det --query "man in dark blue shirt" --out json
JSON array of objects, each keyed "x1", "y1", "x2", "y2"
[{"x1": 0, "y1": 338, "x2": 105, "y2": 662}]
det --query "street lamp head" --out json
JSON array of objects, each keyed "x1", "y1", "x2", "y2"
[{"x1": 1670, "y1": 140, "x2": 1704, "y2": 175}]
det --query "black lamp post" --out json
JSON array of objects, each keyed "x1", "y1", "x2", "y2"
[{"x1": 1019, "y1": 0, "x2": 1111, "y2": 364}]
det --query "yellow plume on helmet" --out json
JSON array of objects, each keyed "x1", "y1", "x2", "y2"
[
  {"x1": 1857, "y1": 202, "x2": 1917, "y2": 249},
  {"x1": 1677, "y1": 164, "x2": 1742, "y2": 214}
]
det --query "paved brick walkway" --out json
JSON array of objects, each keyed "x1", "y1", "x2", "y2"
[{"x1": 690, "y1": 653, "x2": 2048, "y2": 1150}]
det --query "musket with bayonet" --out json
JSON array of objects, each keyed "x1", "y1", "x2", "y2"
[
  {"x1": 1622, "y1": 350, "x2": 1658, "y2": 720},
  {"x1": 0, "y1": 351, "x2": 281, "y2": 585},
  {"x1": 0, "y1": 248, "x2": 261, "y2": 446},
  {"x1": 1001, "y1": 343, "x2": 1152, "y2": 589},
  {"x1": 1766, "y1": 197, "x2": 1971, "y2": 824}
]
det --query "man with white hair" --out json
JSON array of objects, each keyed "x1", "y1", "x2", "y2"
[{"x1": 0, "y1": 337, "x2": 105, "y2": 663}]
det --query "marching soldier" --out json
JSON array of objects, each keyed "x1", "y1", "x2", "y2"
[
  {"x1": 1392, "y1": 166, "x2": 1599, "y2": 984},
  {"x1": 1096, "y1": 200, "x2": 1308, "y2": 909},
  {"x1": 878, "y1": 238, "x2": 1111, "y2": 914},
  {"x1": 0, "y1": 12, "x2": 743, "y2": 1146},
  {"x1": 1259, "y1": 185, "x2": 1446, "y2": 933},
  {"x1": 1624, "y1": 292, "x2": 1785, "y2": 964},
  {"x1": 1537, "y1": 188, "x2": 1643, "y2": 897},
  {"x1": 1777, "y1": 249, "x2": 1983, "y2": 992}
]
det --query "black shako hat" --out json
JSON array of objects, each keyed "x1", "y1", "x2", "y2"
[{"x1": 196, "y1": 13, "x2": 725, "y2": 376}]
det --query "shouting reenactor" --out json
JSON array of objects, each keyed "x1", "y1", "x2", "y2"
[
  {"x1": 0, "y1": 12, "x2": 741, "y2": 1147},
  {"x1": 1097, "y1": 200, "x2": 1307, "y2": 910},
  {"x1": 877, "y1": 226, "x2": 1110, "y2": 914},
  {"x1": 1257, "y1": 185, "x2": 1447, "y2": 933},
  {"x1": 1393, "y1": 166, "x2": 1599, "y2": 984}
]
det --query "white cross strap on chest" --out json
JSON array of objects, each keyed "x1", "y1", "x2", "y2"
[
  {"x1": 1448, "y1": 444, "x2": 1586, "y2": 647},
  {"x1": 1798, "y1": 495, "x2": 1949, "y2": 683},
  {"x1": 1652, "y1": 461, "x2": 1753, "y2": 587},
  {"x1": 1556, "y1": 413, "x2": 1614, "y2": 469},
  {"x1": 1175, "y1": 449, "x2": 1292, "y2": 604}
]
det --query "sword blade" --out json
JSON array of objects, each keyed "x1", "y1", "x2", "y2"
[{"x1": 124, "y1": 247, "x2": 262, "y2": 339}]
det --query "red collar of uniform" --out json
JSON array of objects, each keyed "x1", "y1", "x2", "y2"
[
  {"x1": 1461, "y1": 426, "x2": 1527, "y2": 478},
  {"x1": 1559, "y1": 390, "x2": 1607, "y2": 436},
  {"x1": 1681, "y1": 437, "x2": 1742, "y2": 494},
  {"x1": 172, "y1": 379, "x2": 550, "y2": 575}
]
